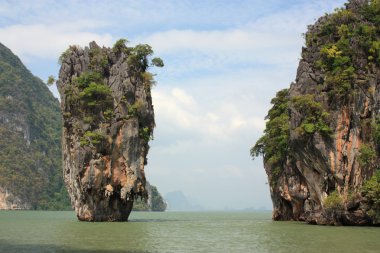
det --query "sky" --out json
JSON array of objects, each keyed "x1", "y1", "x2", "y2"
[{"x1": 0, "y1": 0, "x2": 347, "y2": 210}]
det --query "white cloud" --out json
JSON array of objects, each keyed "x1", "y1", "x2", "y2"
[
  {"x1": 142, "y1": 27, "x2": 300, "y2": 73},
  {"x1": 139, "y1": 0, "x2": 346, "y2": 78},
  {"x1": 153, "y1": 87, "x2": 265, "y2": 141},
  {"x1": 171, "y1": 88, "x2": 195, "y2": 107},
  {"x1": 143, "y1": 20, "x2": 303, "y2": 55},
  {"x1": 217, "y1": 166, "x2": 245, "y2": 179},
  {"x1": 142, "y1": 35, "x2": 298, "y2": 85},
  {"x1": 0, "y1": 22, "x2": 113, "y2": 61}
]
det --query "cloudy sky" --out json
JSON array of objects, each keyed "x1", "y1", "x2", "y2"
[{"x1": 0, "y1": 0, "x2": 347, "y2": 210}]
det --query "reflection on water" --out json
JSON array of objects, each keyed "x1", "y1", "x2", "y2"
[{"x1": 0, "y1": 211, "x2": 379, "y2": 253}]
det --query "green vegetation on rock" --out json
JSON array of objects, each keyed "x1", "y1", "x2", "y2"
[
  {"x1": 57, "y1": 40, "x2": 164, "y2": 219},
  {"x1": 0, "y1": 42, "x2": 70, "y2": 210},
  {"x1": 79, "y1": 82, "x2": 112, "y2": 108},
  {"x1": 362, "y1": 170, "x2": 380, "y2": 223},
  {"x1": 308, "y1": 1, "x2": 380, "y2": 105},
  {"x1": 133, "y1": 185, "x2": 167, "y2": 211},
  {"x1": 80, "y1": 131, "x2": 105, "y2": 147},
  {"x1": 74, "y1": 71, "x2": 103, "y2": 89},
  {"x1": 291, "y1": 95, "x2": 331, "y2": 136},
  {"x1": 110, "y1": 38, "x2": 164, "y2": 72},
  {"x1": 374, "y1": 116, "x2": 380, "y2": 150},
  {"x1": 60, "y1": 39, "x2": 162, "y2": 148},
  {"x1": 323, "y1": 190, "x2": 344, "y2": 210},
  {"x1": 358, "y1": 144, "x2": 376, "y2": 167},
  {"x1": 251, "y1": 89, "x2": 290, "y2": 186},
  {"x1": 251, "y1": 1, "x2": 380, "y2": 225}
]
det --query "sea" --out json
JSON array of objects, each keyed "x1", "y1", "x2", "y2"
[{"x1": 0, "y1": 211, "x2": 379, "y2": 253}]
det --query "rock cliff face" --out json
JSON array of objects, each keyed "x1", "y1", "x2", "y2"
[
  {"x1": 58, "y1": 41, "x2": 160, "y2": 221},
  {"x1": 133, "y1": 182, "x2": 167, "y2": 211},
  {"x1": 0, "y1": 187, "x2": 26, "y2": 210},
  {"x1": 0, "y1": 42, "x2": 67, "y2": 210},
  {"x1": 252, "y1": 0, "x2": 380, "y2": 225}
]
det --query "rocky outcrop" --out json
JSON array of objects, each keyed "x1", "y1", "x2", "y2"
[
  {"x1": 0, "y1": 187, "x2": 28, "y2": 210},
  {"x1": 58, "y1": 41, "x2": 159, "y2": 221},
  {"x1": 132, "y1": 182, "x2": 167, "y2": 211},
  {"x1": 253, "y1": 0, "x2": 380, "y2": 225},
  {"x1": 0, "y1": 42, "x2": 66, "y2": 209}
]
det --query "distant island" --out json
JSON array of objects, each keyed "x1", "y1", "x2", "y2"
[{"x1": 165, "y1": 191, "x2": 203, "y2": 211}]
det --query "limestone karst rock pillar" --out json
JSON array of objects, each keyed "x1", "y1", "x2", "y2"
[
  {"x1": 251, "y1": 1, "x2": 380, "y2": 225},
  {"x1": 57, "y1": 41, "x2": 158, "y2": 221}
]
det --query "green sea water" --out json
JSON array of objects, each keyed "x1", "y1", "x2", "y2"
[{"x1": 0, "y1": 211, "x2": 379, "y2": 253}]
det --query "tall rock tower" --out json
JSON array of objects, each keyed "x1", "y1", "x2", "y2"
[
  {"x1": 58, "y1": 40, "x2": 162, "y2": 221},
  {"x1": 252, "y1": 0, "x2": 380, "y2": 225}
]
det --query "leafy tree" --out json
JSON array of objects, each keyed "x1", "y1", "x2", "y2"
[
  {"x1": 79, "y1": 82, "x2": 112, "y2": 107},
  {"x1": 74, "y1": 71, "x2": 103, "y2": 89},
  {"x1": 251, "y1": 89, "x2": 290, "y2": 186},
  {"x1": 362, "y1": 170, "x2": 380, "y2": 223},
  {"x1": 291, "y1": 95, "x2": 331, "y2": 136},
  {"x1": 139, "y1": 127, "x2": 152, "y2": 142},
  {"x1": 358, "y1": 144, "x2": 376, "y2": 167},
  {"x1": 374, "y1": 116, "x2": 380, "y2": 150},
  {"x1": 80, "y1": 131, "x2": 104, "y2": 146},
  {"x1": 323, "y1": 190, "x2": 344, "y2": 210},
  {"x1": 127, "y1": 44, "x2": 153, "y2": 71},
  {"x1": 151, "y1": 57, "x2": 164, "y2": 67},
  {"x1": 127, "y1": 44, "x2": 164, "y2": 73},
  {"x1": 112, "y1": 38, "x2": 129, "y2": 53},
  {"x1": 47, "y1": 75, "x2": 56, "y2": 86}
]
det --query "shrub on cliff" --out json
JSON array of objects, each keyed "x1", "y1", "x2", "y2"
[
  {"x1": 374, "y1": 116, "x2": 380, "y2": 150},
  {"x1": 362, "y1": 170, "x2": 380, "y2": 223},
  {"x1": 251, "y1": 89, "x2": 290, "y2": 186},
  {"x1": 291, "y1": 94, "x2": 332, "y2": 136},
  {"x1": 324, "y1": 190, "x2": 344, "y2": 210},
  {"x1": 358, "y1": 144, "x2": 376, "y2": 167},
  {"x1": 310, "y1": 2, "x2": 380, "y2": 105}
]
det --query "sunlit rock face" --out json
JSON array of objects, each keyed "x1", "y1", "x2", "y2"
[
  {"x1": 257, "y1": 1, "x2": 380, "y2": 225},
  {"x1": 0, "y1": 187, "x2": 28, "y2": 210},
  {"x1": 58, "y1": 41, "x2": 155, "y2": 221}
]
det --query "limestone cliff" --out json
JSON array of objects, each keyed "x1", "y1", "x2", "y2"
[
  {"x1": 57, "y1": 40, "x2": 162, "y2": 221},
  {"x1": 252, "y1": 0, "x2": 380, "y2": 225},
  {"x1": 0, "y1": 42, "x2": 68, "y2": 210},
  {"x1": 133, "y1": 182, "x2": 167, "y2": 211}
]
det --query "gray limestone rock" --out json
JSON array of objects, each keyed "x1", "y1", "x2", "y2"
[
  {"x1": 262, "y1": 1, "x2": 380, "y2": 225},
  {"x1": 57, "y1": 41, "x2": 156, "y2": 221}
]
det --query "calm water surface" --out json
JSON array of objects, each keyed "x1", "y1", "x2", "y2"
[{"x1": 0, "y1": 211, "x2": 379, "y2": 252}]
